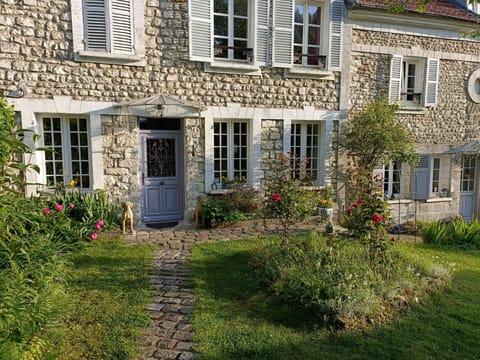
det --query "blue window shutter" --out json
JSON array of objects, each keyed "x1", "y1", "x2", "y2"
[
  {"x1": 327, "y1": 0, "x2": 343, "y2": 71},
  {"x1": 188, "y1": 0, "x2": 212, "y2": 62},
  {"x1": 84, "y1": 0, "x2": 107, "y2": 51},
  {"x1": 411, "y1": 155, "x2": 430, "y2": 200},
  {"x1": 272, "y1": 0, "x2": 293, "y2": 68},
  {"x1": 255, "y1": 0, "x2": 269, "y2": 65}
]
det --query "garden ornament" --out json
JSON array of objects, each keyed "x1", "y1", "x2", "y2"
[{"x1": 122, "y1": 201, "x2": 135, "y2": 234}]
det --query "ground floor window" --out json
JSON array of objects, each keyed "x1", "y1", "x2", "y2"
[
  {"x1": 384, "y1": 161, "x2": 401, "y2": 199},
  {"x1": 42, "y1": 115, "x2": 91, "y2": 189},
  {"x1": 213, "y1": 120, "x2": 248, "y2": 184},
  {"x1": 461, "y1": 155, "x2": 476, "y2": 192},
  {"x1": 290, "y1": 122, "x2": 320, "y2": 183}
]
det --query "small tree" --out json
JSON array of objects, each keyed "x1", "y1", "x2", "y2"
[{"x1": 342, "y1": 97, "x2": 418, "y2": 269}]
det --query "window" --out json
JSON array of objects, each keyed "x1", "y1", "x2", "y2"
[
  {"x1": 213, "y1": 0, "x2": 251, "y2": 61},
  {"x1": 389, "y1": 55, "x2": 439, "y2": 107},
  {"x1": 291, "y1": 122, "x2": 320, "y2": 182},
  {"x1": 294, "y1": 3, "x2": 325, "y2": 68},
  {"x1": 384, "y1": 161, "x2": 401, "y2": 199},
  {"x1": 213, "y1": 120, "x2": 249, "y2": 184},
  {"x1": 71, "y1": 0, "x2": 145, "y2": 64},
  {"x1": 272, "y1": 0, "x2": 343, "y2": 71},
  {"x1": 461, "y1": 155, "x2": 476, "y2": 192},
  {"x1": 189, "y1": 0, "x2": 267, "y2": 67},
  {"x1": 42, "y1": 116, "x2": 91, "y2": 189},
  {"x1": 431, "y1": 158, "x2": 441, "y2": 193}
]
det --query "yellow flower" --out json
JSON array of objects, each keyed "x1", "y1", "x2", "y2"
[{"x1": 68, "y1": 179, "x2": 78, "y2": 188}]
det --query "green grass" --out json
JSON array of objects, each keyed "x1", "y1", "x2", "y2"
[
  {"x1": 56, "y1": 237, "x2": 155, "y2": 360},
  {"x1": 190, "y1": 237, "x2": 480, "y2": 360}
]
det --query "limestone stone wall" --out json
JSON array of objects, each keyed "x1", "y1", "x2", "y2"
[
  {"x1": 260, "y1": 119, "x2": 284, "y2": 188},
  {"x1": 0, "y1": 0, "x2": 340, "y2": 109}
]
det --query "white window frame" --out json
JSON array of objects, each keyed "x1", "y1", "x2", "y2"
[
  {"x1": 293, "y1": 1, "x2": 328, "y2": 69},
  {"x1": 384, "y1": 161, "x2": 401, "y2": 199},
  {"x1": 431, "y1": 157, "x2": 441, "y2": 194},
  {"x1": 290, "y1": 122, "x2": 322, "y2": 183},
  {"x1": 71, "y1": 0, "x2": 145, "y2": 65},
  {"x1": 41, "y1": 115, "x2": 92, "y2": 190},
  {"x1": 401, "y1": 58, "x2": 424, "y2": 107},
  {"x1": 212, "y1": 119, "x2": 250, "y2": 185}
]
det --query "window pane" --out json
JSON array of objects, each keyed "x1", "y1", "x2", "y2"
[
  {"x1": 234, "y1": 0, "x2": 248, "y2": 16},
  {"x1": 294, "y1": 25, "x2": 303, "y2": 44},
  {"x1": 44, "y1": 133, "x2": 52, "y2": 145},
  {"x1": 71, "y1": 148, "x2": 79, "y2": 161},
  {"x1": 214, "y1": 0, "x2": 228, "y2": 13},
  {"x1": 234, "y1": 18, "x2": 248, "y2": 39},
  {"x1": 80, "y1": 147, "x2": 89, "y2": 161},
  {"x1": 70, "y1": 133, "x2": 79, "y2": 146},
  {"x1": 214, "y1": 15, "x2": 228, "y2": 36},
  {"x1": 294, "y1": 46, "x2": 303, "y2": 64},
  {"x1": 308, "y1": 6, "x2": 321, "y2": 25},
  {"x1": 295, "y1": 4, "x2": 304, "y2": 23},
  {"x1": 55, "y1": 162, "x2": 63, "y2": 174},
  {"x1": 214, "y1": 38, "x2": 228, "y2": 58},
  {"x1": 70, "y1": 118, "x2": 78, "y2": 132},
  {"x1": 307, "y1": 47, "x2": 320, "y2": 66},
  {"x1": 43, "y1": 118, "x2": 52, "y2": 131},
  {"x1": 82, "y1": 176, "x2": 90, "y2": 189},
  {"x1": 52, "y1": 118, "x2": 61, "y2": 131},
  {"x1": 80, "y1": 133, "x2": 88, "y2": 145},
  {"x1": 81, "y1": 161, "x2": 89, "y2": 174},
  {"x1": 53, "y1": 133, "x2": 62, "y2": 145},
  {"x1": 79, "y1": 118, "x2": 87, "y2": 131},
  {"x1": 234, "y1": 40, "x2": 247, "y2": 60},
  {"x1": 308, "y1": 27, "x2": 321, "y2": 46},
  {"x1": 46, "y1": 162, "x2": 53, "y2": 175}
]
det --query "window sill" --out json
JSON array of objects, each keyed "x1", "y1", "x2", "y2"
[
  {"x1": 74, "y1": 51, "x2": 145, "y2": 66},
  {"x1": 397, "y1": 105, "x2": 428, "y2": 115},
  {"x1": 284, "y1": 67, "x2": 334, "y2": 80},
  {"x1": 204, "y1": 61, "x2": 261, "y2": 75},
  {"x1": 387, "y1": 199, "x2": 413, "y2": 204},
  {"x1": 425, "y1": 197, "x2": 452, "y2": 203}
]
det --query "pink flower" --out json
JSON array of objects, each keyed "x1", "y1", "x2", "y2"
[
  {"x1": 345, "y1": 208, "x2": 352, "y2": 215},
  {"x1": 42, "y1": 208, "x2": 51, "y2": 215},
  {"x1": 352, "y1": 203, "x2": 359, "y2": 208},
  {"x1": 97, "y1": 220, "x2": 105, "y2": 227},
  {"x1": 90, "y1": 232, "x2": 98, "y2": 240},
  {"x1": 372, "y1": 213, "x2": 383, "y2": 224},
  {"x1": 55, "y1": 203, "x2": 63, "y2": 212},
  {"x1": 69, "y1": 203, "x2": 75, "y2": 209},
  {"x1": 272, "y1": 193, "x2": 282, "y2": 202},
  {"x1": 95, "y1": 223, "x2": 102, "y2": 230}
]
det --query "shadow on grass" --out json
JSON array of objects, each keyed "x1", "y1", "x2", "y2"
[{"x1": 190, "y1": 239, "x2": 480, "y2": 360}]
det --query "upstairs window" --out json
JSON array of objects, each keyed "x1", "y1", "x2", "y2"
[
  {"x1": 214, "y1": 0, "x2": 251, "y2": 61},
  {"x1": 71, "y1": 0, "x2": 144, "y2": 64},
  {"x1": 389, "y1": 55, "x2": 439, "y2": 107},
  {"x1": 294, "y1": 3, "x2": 325, "y2": 68}
]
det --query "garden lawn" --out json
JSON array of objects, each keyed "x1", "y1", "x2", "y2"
[
  {"x1": 189, "y1": 237, "x2": 480, "y2": 360},
  {"x1": 56, "y1": 237, "x2": 155, "y2": 360}
]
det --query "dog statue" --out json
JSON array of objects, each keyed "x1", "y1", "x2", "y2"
[{"x1": 121, "y1": 201, "x2": 135, "y2": 235}]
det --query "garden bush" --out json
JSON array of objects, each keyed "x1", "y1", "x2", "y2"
[
  {"x1": 420, "y1": 217, "x2": 480, "y2": 249},
  {"x1": 251, "y1": 232, "x2": 450, "y2": 329}
]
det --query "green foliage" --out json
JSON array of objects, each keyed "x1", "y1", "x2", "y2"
[
  {"x1": 251, "y1": 233, "x2": 450, "y2": 328},
  {"x1": 202, "y1": 186, "x2": 260, "y2": 227},
  {"x1": 420, "y1": 217, "x2": 480, "y2": 248},
  {"x1": 262, "y1": 152, "x2": 320, "y2": 242},
  {"x1": 342, "y1": 97, "x2": 419, "y2": 171}
]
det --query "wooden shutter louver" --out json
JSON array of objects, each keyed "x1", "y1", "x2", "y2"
[
  {"x1": 424, "y1": 58, "x2": 439, "y2": 107},
  {"x1": 327, "y1": 0, "x2": 343, "y2": 71},
  {"x1": 84, "y1": 0, "x2": 107, "y2": 51},
  {"x1": 272, "y1": 0, "x2": 293, "y2": 68},
  {"x1": 188, "y1": 0, "x2": 212, "y2": 62},
  {"x1": 255, "y1": 0, "x2": 269, "y2": 65},
  {"x1": 111, "y1": 0, "x2": 133, "y2": 53},
  {"x1": 389, "y1": 55, "x2": 403, "y2": 102},
  {"x1": 411, "y1": 154, "x2": 431, "y2": 200}
]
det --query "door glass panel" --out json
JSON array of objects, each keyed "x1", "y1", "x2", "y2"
[{"x1": 146, "y1": 138, "x2": 176, "y2": 177}]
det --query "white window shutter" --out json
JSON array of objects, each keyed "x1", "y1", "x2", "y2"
[
  {"x1": 327, "y1": 0, "x2": 343, "y2": 71},
  {"x1": 188, "y1": 0, "x2": 212, "y2": 62},
  {"x1": 411, "y1": 155, "x2": 431, "y2": 200},
  {"x1": 84, "y1": 0, "x2": 107, "y2": 51},
  {"x1": 111, "y1": 0, "x2": 133, "y2": 53},
  {"x1": 389, "y1": 55, "x2": 403, "y2": 102},
  {"x1": 424, "y1": 58, "x2": 439, "y2": 107},
  {"x1": 255, "y1": 0, "x2": 268, "y2": 66},
  {"x1": 272, "y1": 0, "x2": 293, "y2": 68}
]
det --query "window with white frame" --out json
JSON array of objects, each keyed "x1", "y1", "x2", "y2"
[
  {"x1": 461, "y1": 155, "x2": 476, "y2": 192},
  {"x1": 431, "y1": 157, "x2": 441, "y2": 193},
  {"x1": 71, "y1": 0, "x2": 144, "y2": 64},
  {"x1": 213, "y1": 120, "x2": 249, "y2": 184},
  {"x1": 291, "y1": 122, "x2": 321, "y2": 182},
  {"x1": 293, "y1": 2, "x2": 325, "y2": 68},
  {"x1": 213, "y1": 0, "x2": 251, "y2": 61},
  {"x1": 42, "y1": 116, "x2": 91, "y2": 189},
  {"x1": 384, "y1": 161, "x2": 401, "y2": 199},
  {"x1": 389, "y1": 55, "x2": 439, "y2": 107}
]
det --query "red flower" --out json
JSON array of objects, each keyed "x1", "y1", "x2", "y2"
[
  {"x1": 69, "y1": 203, "x2": 75, "y2": 209},
  {"x1": 54, "y1": 203, "x2": 63, "y2": 212},
  {"x1": 272, "y1": 193, "x2": 282, "y2": 202},
  {"x1": 352, "y1": 203, "x2": 359, "y2": 208},
  {"x1": 372, "y1": 213, "x2": 383, "y2": 224},
  {"x1": 90, "y1": 232, "x2": 98, "y2": 240},
  {"x1": 345, "y1": 208, "x2": 352, "y2": 215},
  {"x1": 358, "y1": 197, "x2": 365, "y2": 204},
  {"x1": 42, "y1": 208, "x2": 51, "y2": 215}
]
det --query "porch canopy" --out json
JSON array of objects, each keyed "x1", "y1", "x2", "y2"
[
  {"x1": 445, "y1": 140, "x2": 480, "y2": 156},
  {"x1": 115, "y1": 94, "x2": 206, "y2": 118}
]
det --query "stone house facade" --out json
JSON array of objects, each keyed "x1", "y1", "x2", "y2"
[
  {"x1": 1, "y1": 0, "x2": 345, "y2": 226},
  {"x1": 342, "y1": 0, "x2": 480, "y2": 222}
]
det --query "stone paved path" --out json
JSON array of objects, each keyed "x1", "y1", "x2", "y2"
[{"x1": 125, "y1": 221, "x2": 321, "y2": 360}]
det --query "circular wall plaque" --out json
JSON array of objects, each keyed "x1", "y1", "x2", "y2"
[{"x1": 467, "y1": 68, "x2": 480, "y2": 103}]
